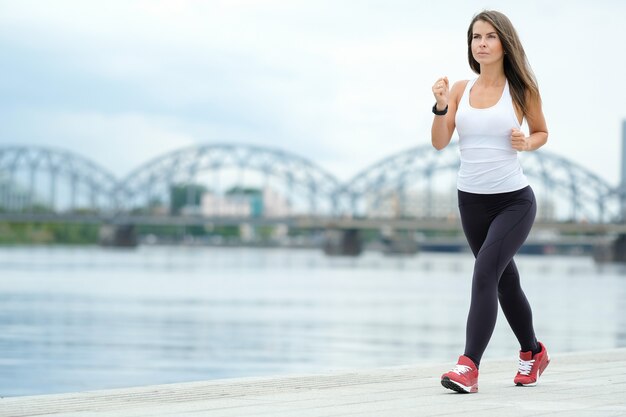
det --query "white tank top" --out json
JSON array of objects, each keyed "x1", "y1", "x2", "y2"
[{"x1": 455, "y1": 78, "x2": 528, "y2": 194}]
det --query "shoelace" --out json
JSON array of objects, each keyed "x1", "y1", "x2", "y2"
[
  {"x1": 451, "y1": 364, "x2": 473, "y2": 375},
  {"x1": 518, "y1": 358, "x2": 535, "y2": 375}
]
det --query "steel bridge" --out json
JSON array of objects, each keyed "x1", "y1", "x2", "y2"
[{"x1": 1, "y1": 143, "x2": 622, "y2": 225}]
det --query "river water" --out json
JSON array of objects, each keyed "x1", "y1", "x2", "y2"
[{"x1": 0, "y1": 246, "x2": 624, "y2": 397}]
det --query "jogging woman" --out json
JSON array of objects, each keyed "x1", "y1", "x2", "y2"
[{"x1": 431, "y1": 10, "x2": 550, "y2": 393}]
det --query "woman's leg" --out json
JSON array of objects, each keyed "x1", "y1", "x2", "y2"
[
  {"x1": 498, "y1": 260, "x2": 539, "y2": 353},
  {"x1": 459, "y1": 187, "x2": 537, "y2": 366}
]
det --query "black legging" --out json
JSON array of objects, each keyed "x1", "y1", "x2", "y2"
[{"x1": 458, "y1": 185, "x2": 539, "y2": 367}]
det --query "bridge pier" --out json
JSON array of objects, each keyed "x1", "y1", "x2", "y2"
[
  {"x1": 593, "y1": 234, "x2": 626, "y2": 263},
  {"x1": 323, "y1": 228, "x2": 363, "y2": 256},
  {"x1": 99, "y1": 224, "x2": 138, "y2": 247},
  {"x1": 380, "y1": 234, "x2": 419, "y2": 255},
  {"x1": 614, "y1": 235, "x2": 626, "y2": 263},
  {"x1": 377, "y1": 225, "x2": 419, "y2": 255}
]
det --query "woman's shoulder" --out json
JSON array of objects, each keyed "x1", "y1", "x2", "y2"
[
  {"x1": 452, "y1": 79, "x2": 471, "y2": 90},
  {"x1": 450, "y1": 79, "x2": 471, "y2": 104}
]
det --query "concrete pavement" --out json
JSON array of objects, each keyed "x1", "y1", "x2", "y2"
[{"x1": 2, "y1": 348, "x2": 625, "y2": 417}]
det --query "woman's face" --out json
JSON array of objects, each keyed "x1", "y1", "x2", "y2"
[{"x1": 471, "y1": 20, "x2": 504, "y2": 66}]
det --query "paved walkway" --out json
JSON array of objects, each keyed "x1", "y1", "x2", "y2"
[{"x1": 2, "y1": 348, "x2": 625, "y2": 417}]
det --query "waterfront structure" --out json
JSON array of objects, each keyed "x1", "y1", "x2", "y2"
[
  {"x1": 0, "y1": 124, "x2": 625, "y2": 257},
  {"x1": 0, "y1": 140, "x2": 619, "y2": 223}
]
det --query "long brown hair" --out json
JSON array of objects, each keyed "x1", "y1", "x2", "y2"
[{"x1": 467, "y1": 10, "x2": 540, "y2": 116}]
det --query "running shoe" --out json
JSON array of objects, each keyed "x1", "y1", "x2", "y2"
[
  {"x1": 441, "y1": 355, "x2": 479, "y2": 393},
  {"x1": 514, "y1": 341, "x2": 550, "y2": 386}
]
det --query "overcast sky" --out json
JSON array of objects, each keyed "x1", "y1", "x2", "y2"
[{"x1": 1, "y1": 0, "x2": 624, "y2": 186}]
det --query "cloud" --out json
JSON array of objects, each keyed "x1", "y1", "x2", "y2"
[{"x1": 0, "y1": 0, "x2": 625, "y2": 187}]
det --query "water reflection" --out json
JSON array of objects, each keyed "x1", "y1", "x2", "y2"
[{"x1": 0, "y1": 246, "x2": 624, "y2": 397}]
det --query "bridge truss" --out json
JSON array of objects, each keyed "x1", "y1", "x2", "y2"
[
  {"x1": 117, "y1": 144, "x2": 341, "y2": 217},
  {"x1": 0, "y1": 143, "x2": 621, "y2": 224},
  {"x1": 341, "y1": 144, "x2": 620, "y2": 223},
  {"x1": 0, "y1": 146, "x2": 120, "y2": 213}
]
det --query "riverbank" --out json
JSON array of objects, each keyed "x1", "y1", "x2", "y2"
[{"x1": 2, "y1": 348, "x2": 625, "y2": 417}]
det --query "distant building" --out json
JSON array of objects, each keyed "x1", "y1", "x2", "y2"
[
  {"x1": 536, "y1": 197, "x2": 555, "y2": 220},
  {"x1": 365, "y1": 189, "x2": 458, "y2": 219},
  {"x1": 201, "y1": 192, "x2": 251, "y2": 217},
  {"x1": 200, "y1": 187, "x2": 290, "y2": 217},
  {"x1": 262, "y1": 187, "x2": 291, "y2": 217},
  {"x1": 365, "y1": 188, "x2": 557, "y2": 220}
]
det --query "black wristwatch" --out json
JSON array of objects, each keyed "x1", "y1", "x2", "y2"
[{"x1": 432, "y1": 103, "x2": 448, "y2": 116}]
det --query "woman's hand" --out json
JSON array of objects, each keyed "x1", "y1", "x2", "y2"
[
  {"x1": 511, "y1": 128, "x2": 530, "y2": 151},
  {"x1": 432, "y1": 77, "x2": 449, "y2": 110}
]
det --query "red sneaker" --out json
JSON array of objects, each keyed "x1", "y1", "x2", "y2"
[
  {"x1": 441, "y1": 355, "x2": 479, "y2": 393},
  {"x1": 514, "y1": 341, "x2": 550, "y2": 386}
]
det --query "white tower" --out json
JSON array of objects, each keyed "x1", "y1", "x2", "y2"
[{"x1": 622, "y1": 120, "x2": 626, "y2": 220}]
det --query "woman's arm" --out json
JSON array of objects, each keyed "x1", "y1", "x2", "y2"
[
  {"x1": 511, "y1": 92, "x2": 548, "y2": 151},
  {"x1": 431, "y1": 79, "x2": 467, "y2": 150}
]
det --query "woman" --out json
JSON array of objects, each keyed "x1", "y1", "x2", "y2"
[{"x1": 431, "y1": 10, "x2": 549, "y2": 393}]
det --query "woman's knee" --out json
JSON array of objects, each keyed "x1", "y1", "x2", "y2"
[
  {"x1": 498, "y1": 274, "x2": 521, "y2": 296},
  {"x1": 472, "y1": 264, "x2": 498, "y2": 293}
]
